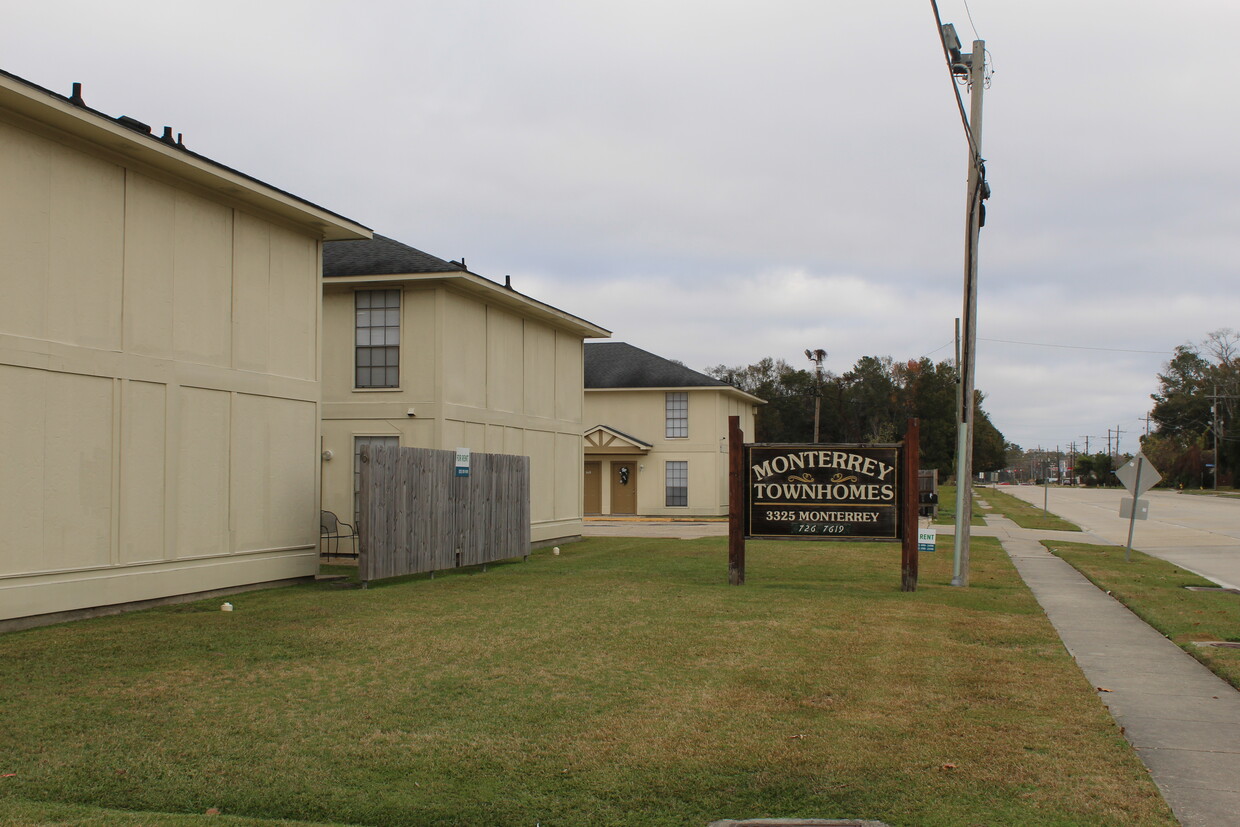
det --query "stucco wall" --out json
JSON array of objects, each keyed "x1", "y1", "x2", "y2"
[
  {"x1": 0, "y1": 116, "x2": 323, "y2": 622},
  {"x1": 320, "y1": 283, "x2": 587, "y2": 544}
]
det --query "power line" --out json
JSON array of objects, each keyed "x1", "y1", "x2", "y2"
[
  {"x1": 979, "y1": 337, "x2": 1171, "y2": 355},
  {"x1": 962, "y1": 0, "x2": 981, "y2": 40}
]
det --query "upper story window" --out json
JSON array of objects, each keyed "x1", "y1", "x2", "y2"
[
  {"x1": 665, "y1": 392, "x2": 688, "y2": 438},
  {"x1": 355, "y1": 290, "x2": 400, "y2": 388}
]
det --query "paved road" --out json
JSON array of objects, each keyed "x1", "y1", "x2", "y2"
[{"x1": 994, "y1": 485, "x2": 1240, "y2": 590}]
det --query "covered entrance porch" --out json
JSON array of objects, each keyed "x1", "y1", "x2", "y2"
[{"x1": 583, "y1": 425, "x2": 651, "y2": 516}]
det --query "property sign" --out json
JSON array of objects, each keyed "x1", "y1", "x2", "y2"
[
  {"x1": 745, "y1": 444, "x2": 900, "y2": 539},
  {"x1": 917, "y1": 528, "x2": 937, "y2": 552},
  {"x1": 454, "y1": 447, "x2": 471, "y2": 478}
]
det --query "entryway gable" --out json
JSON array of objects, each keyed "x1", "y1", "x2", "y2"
[{"x1": 584, "y1": 425, "x2": 652, "y2": 455}]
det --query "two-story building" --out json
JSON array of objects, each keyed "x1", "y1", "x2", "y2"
[
  {"x1": 320, "y1": 234, "x2": 610, "y2": 547},
  {"x1": 583, "y1": 342, "x2": 762, "y2": 516},
  {"x1": 0, "y1": 70, "x2": 370, "y2": 628}
]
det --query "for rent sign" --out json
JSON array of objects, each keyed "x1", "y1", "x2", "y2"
[{"x1": 745, "y1": 444, "x2": 901, "y2": 539}]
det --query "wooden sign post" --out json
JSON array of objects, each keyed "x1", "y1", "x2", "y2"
[
  {"x1": 900, "y1": 418, "x2": 920, "y2": 592},
  {"x1": 728, "y1": 415, "x2": 745, "y2": 586}
]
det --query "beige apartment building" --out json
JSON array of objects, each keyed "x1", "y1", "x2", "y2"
[
  {"x1": 0, "y1": 70, "x2": 369, "y2": 627},
  {"x1": 583, "y1": 342, "x2": 762, "y2": 516},
  {"x1": 320, "y1": 235, "x2": 609, "y2": 547}
]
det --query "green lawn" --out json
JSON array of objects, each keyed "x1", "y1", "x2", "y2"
[
  {"x1": 977, "y1": 487, "x2": 1081, "y2": 532},
  {"x1": 0, "y1": 538, "x2": 1173, "y2": 826},
  {"x1": 1049, "y1": 541, "x2": 1240, "y2": 690},
  {"x1": 932, "y1": 484, "x2": 986, "y2": 526}
]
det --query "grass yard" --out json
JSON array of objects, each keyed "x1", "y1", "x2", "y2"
[
  {"x1": 0, "y1": 537, "x2": 1173, "y2": 827},
  {"x1": 1049, "y1": 541, "x2": 1240, "y2": 690},
  {"x1": 976, "y1": 488, "x2": 1080, "y2": 532},
  {"x1": 932, "y1": 484, "x2": 986, "y2": 527}
]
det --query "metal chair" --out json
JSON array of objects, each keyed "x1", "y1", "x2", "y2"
[{"x1": 320, "y1": 510, "x2": 359, "y2": 559}]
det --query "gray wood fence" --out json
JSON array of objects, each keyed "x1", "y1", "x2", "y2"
[{"x1": 357, "y1": 444, "x2": 531, "y2": 583}]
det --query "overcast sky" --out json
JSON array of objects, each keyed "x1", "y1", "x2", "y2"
[{"x1": 8, "y1": 1, "x2": 1239, "y2": 454}]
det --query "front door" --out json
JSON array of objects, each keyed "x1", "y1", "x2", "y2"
[
  {"x1": 584, "y1": 461, "x2": 602, "y2": 514},
  {"x1": 610, "y1": 461, "x2": 637, "y2": 515}
]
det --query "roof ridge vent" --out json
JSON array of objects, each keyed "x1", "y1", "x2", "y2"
[{"x1": 116, "y1": 115, "x2": 152, "y2": 134}]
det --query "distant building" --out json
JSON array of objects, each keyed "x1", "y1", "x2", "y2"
[
  {"x1": 320, "y1": 235, "x2": 610, "y2": 547},
  {"x1": 0, "y1": 69, "x2": 369, "y2": 628},
  {"x1": 583, "y1": 342, "x2": 763, "y2": 516}
]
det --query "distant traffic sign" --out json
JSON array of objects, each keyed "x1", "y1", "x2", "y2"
[{"x1": 1116, "y1": 453, "x2": 1161, "y2": 497}]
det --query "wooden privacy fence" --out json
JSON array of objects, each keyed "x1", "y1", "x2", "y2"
[{"x1": 357, "y1": 444, "x2": 530, "y2": 583}]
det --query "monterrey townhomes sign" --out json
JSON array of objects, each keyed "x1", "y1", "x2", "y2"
[
  {"x1": 745, "y1": 445, "x2": 900, "y2": 539},
  {"x1": 727, "y1": 416, "x2": 921, "y2": 591}
]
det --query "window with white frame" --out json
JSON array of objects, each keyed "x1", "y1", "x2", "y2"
[
  {"x1": 665, "y1": 392, "x2": 688, "y2": 438},
  {"x1": 355, "y1": 289, "x2": 400, "y2": 388},
  {"x1": 665, "y1": 461, "x2": 688, "y2": 507},
  {"x1": 354, "y1": 435, "x2": 399, "y2": 522}
]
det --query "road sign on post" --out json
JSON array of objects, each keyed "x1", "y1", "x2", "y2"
[
  {"x1": 1115, "y1": 452, "x2": 1161, "y2": 561},
  {"x1": 1116, "y1": 452, "x2": 1161, "y2": 497}
]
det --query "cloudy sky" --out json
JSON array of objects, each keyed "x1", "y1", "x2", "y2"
[{"x1": 8, "y1": 1, "x2": 1238, "y2": 453}]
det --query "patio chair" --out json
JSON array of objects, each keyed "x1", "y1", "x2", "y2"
[{"x1": 320, "y1": 510, "x2": 359, "y2": 559}]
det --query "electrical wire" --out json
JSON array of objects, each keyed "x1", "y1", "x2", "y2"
[
  {"x1": 962, "y1": 0, "x2": 980, "y2": 40},
  {"x1": 979, "y1": 337, "x2": 1172, "y2": 355}
]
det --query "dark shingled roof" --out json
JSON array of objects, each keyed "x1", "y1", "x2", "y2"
[
  {"x1": 584, "y1": 342, "x2": 730, "y2": 390},
  {"x1": 323, "y1": 234, "x2": 465, "y2": 277}
]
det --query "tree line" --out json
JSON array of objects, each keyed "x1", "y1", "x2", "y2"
[
  {"x1": 705, "y1": 354, "x2": 1007, "y2": 478},
  {"x1": 1144, "y1": 329, "x2": 1240, "y2": 488}
]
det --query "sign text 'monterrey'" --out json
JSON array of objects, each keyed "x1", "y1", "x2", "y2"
[{"x1": 750, "y1": 450, "x2": 895, "y2": 483}]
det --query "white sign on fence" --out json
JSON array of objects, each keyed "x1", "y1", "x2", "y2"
[{"x1": 454, "y1": 447, "x2": 471, "y2": 477}]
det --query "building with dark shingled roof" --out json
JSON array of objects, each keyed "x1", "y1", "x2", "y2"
[
  {"x1": 319, "y1": 233, "x2": 609, "y2": 547},
  {"x1": 582, "y1": 342, "x2": 762, "y2": 517}
]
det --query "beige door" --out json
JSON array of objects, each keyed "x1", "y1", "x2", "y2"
[
  {"x1": 584, "y1": 461, "x2": 602, "y2": 514},
  {"x1": 610, "y1": 461, "x2": 637, "y2": 515}
]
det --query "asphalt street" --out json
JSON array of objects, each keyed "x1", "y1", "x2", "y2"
[{"x1": 995, "y1": 485, "x2": 1240, "y2": 590}]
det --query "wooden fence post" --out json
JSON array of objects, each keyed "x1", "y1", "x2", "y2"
[
  {"x1": 728, "y1": 415, "x2": 745, "y2": 586},
  {"x1": 901, "y1": 418, "x2": 920, "y2": 592}
]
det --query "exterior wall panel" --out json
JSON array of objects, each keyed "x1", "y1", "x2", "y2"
[
  {"x1": 119, "y1": 379, "x2": 167, "y2": 564},
  {"x1": 174, "y1": 387, "x2": 231, "y2": 559}
]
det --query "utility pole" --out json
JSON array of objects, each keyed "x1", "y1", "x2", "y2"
[
  {"x1": 940, "y1": 24, "x2": 988, "y2": 588},
  {"x1": 805, "y1": 348, "x2": 827, "y2": 443},
  {"x1": 1212, "y1": 386, "x2": 1219, "y2": 491}
]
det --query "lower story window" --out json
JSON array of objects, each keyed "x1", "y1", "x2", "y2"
[
  {"x1": 354, "y1": 436, "x2": 399, "y2": 523},
  {"x1": 665, "y1": 461, "x2": 688, "y2": 507}
]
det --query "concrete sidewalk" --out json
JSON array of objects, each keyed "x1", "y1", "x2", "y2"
[{"x1": 976, "y1": 516, "x2": 1240, "y2": 827}]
